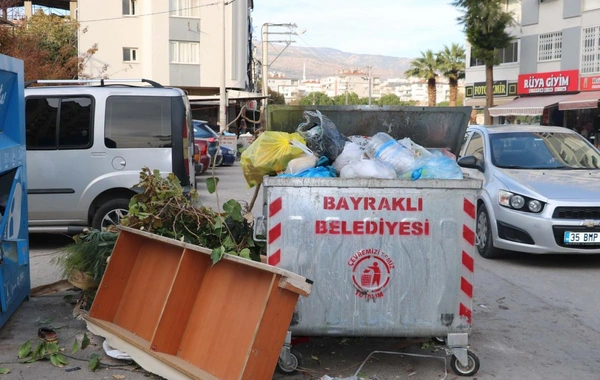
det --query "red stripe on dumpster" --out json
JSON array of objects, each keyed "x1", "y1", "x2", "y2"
[
  {"x1": 461, "y1": 277, "x2": 473, "y2": 298},
  {"x1": 269, "y1": 197, "x2": 282, "y2": 217},
  {"x1": 463, "y1": 199, "x2": 476, "y2": 219},
  {"x1": 268, "y1": 223, "x2": 281, "y2": 244},
  {"x1": 459, "y1": 303, "x2": 472, "y2": 324},
  {"x1": 268, "y1": 249, "x2": 281, "y2": 266},
  {"x1": 462, "y1": 251, "x2": 474, "y2": 272},
  {"x1": 463, "y1": 225, "x2": 475, "y2": 246}
]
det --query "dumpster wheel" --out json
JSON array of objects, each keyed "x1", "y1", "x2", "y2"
[
  {"x1": 450, "y1": 350, "x2": 480, "y2": 376},
  {"x1": 276, "y1": 348, "x2": 303, "y2": 375}
]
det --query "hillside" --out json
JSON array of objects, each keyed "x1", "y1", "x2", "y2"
[{"x1": 258, "y1": 44, "x2": 414, "y2": 81}]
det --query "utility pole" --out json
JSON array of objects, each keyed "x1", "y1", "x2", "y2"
[
  {"x1": 367, "y1": 66, "x2": 373, "y2": 106},
  {"x1": 260, "y1": 23, "x2": 302, "y2": 129},
  {"x1": 219, "y1": 0, "x2": 227, "y2": 132},
  {"x1": 345, "y1": 79, "x2": 349, "y2": 105}
]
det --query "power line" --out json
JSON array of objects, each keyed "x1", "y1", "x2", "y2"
[{"x1": 78, "y1": 1, "x2": 237, "y2": 23}]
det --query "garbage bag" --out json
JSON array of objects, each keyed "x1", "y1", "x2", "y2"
[
  {"x1": 297, "y1": 110, "x2": 349, "y2": 163},
  {"x1": 340, "y1": 158, "x2": 397, "y2": 179},
  {"x1": 399, "y1": 137, "x2": 432, "y2": 158},
  {"x1": 278, "y1": 165, "x2": 337, "y2": 178},
  {"x1": 240, "y1": 131, "x2": 306, "y2": 187},
  {"x1": 332, "y1": 142, "x2": 365, "y2": 174},
  {"x1": 409, "y1": 155, "x2": 463, "y2": 180}
]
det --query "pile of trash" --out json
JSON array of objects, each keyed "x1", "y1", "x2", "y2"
[{"x1": 241, "y1": 110, "x2": 463, "y2": 188}]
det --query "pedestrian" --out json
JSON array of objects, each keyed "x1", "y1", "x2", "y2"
[{"x1": 238, "y1": 119, "x2": 247, "y2": 137}]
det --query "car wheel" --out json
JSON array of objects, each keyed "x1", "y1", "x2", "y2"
[
  {"x1": 92, "y1": 198, "x2": 130, "y2": 231},
  {"x1": 476, "y1": 205, "x2": 502, "y2": 259}
]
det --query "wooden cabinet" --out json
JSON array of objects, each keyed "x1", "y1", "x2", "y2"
[{"x1": 85, "y1": 227, "x2": 311, "y2": 380}]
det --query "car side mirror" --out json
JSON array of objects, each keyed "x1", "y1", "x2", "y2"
[{"x1": 457, "y1": 155, "x2": 484, "y2": 172}]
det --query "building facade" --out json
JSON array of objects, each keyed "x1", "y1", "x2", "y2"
[
  {"x1": 464, "y1": 0, "x2": 600, "y2": 145},
  {"x1": 77, "y1": 0, "x2": 254, "y2": 94}
]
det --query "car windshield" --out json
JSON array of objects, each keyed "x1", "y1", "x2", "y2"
[
  {"x1": 193, "y1": 122, "x2": 218, "y2": 139},
  {"x1": 490, "y1": 131, "x2": 600, "y2": 170}
]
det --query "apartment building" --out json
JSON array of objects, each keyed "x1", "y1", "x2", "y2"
[
  {"x1": 381, "y1": 79, "x2": 452, "y2": 105},
  {"x1": 464, "y1": 0, "x2": 600, "y2": 140},
  {"x1": 320, "y1": 69, "x2": 381, "y2": 100}
]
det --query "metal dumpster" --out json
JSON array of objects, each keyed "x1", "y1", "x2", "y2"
[
  {"x1": 260, "y1": 105, "x2": 482, "y2": 376},
  {"x1": 0, "y1": 54, "x2": 29, "y2": 330}
]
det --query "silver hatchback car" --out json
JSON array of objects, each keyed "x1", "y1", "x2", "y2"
[{"x1": 457, "y1": 125, "x2": 600, "y2": 258}]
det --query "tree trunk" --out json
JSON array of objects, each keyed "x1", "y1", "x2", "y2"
[
  {"x1": 485, "y1": 63, "x2": 494, "y2": 125},
  {"x1": 427, "y1": 78, "x2": 436, "y2": 107},
  {"x1": 449, "y1": 77, "x2": 458, "y2": 107}
]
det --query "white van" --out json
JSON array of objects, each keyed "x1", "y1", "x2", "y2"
[{"x1": 24, "y1": 79, "x2": 195, "y2": 233}]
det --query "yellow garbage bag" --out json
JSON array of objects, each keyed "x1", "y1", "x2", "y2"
[{"x1": 241, "y1": 131, "x2": 306, "y2": 187}]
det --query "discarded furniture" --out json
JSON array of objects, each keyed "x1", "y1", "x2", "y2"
[{"x1": 85, "y1": 226, "x2": 312, "y2": 380}]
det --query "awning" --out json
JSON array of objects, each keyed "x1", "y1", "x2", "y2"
[
  {"x1": 464, "y1": 96, "x2": 517, "y2": 108},
  {"x1": 558, "y1": 91, "x2": 600, "y2": 111},
  {"x1": 488, "y1": 94, "x2": 574, "y2": 117}
]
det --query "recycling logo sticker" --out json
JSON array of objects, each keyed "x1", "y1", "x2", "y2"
[{"x1": 347, "y1": 248, "x2": 395, "y2": 300}]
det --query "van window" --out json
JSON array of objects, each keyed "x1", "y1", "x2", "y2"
[
  {"x1": 26, "y1": 97, "x2": 93, "y2": 150},
  {"x1": 105, "y1": 96, "x2": 172, "y2": 148}
]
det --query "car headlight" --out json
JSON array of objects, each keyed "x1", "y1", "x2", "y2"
[
  {"x1": 498, "y1": 190, "x2": 544, "y2": 213},
  {"x1": 226, "y1": 149, "x2": 233, "y2": 155}
]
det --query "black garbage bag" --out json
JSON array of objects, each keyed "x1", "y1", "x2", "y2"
[{"x1": 296, "y1": 110, "x2": 349, "y2": 163}]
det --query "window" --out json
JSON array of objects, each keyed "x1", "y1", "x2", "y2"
[
  {"x1": 464, "y1": 132, "x2": 485, "y2": 163},
  {"x1": 495, "y1": 41, "x2": 519, "y2": 64},
  {"x1": 105, "y1": 96, "x2": 172, "y2": 149},
  {"x1": 122, "y1": 0, "x2": 135, "y2": 15},
  {"x1": 582, "y1": 26, "x2": 600, "y2": 74},
  {"x1": 170, "y1": 41, "x2": 200, "y2": 64},
  {"x1": 123, "y1": 47, "x2": 138, "y2": 62},
  {"x1": 26, "y1": 97, "x2": 93, "y2": 150},
  {"x1": 504, "y1": 0, "x2": 521, "y2": 23},
  {"x1": 538, "y1": 32, "x2": 562, "y2": 61},
  {"x1": 583, "y1": 0, "x2": 600, "y2": 11},
  {"x1": 470, "y1": 42, "x2": 519, "y2": 67},
  {"x1": 170, "y1": 0, "x2": 200, "y2": 18}
]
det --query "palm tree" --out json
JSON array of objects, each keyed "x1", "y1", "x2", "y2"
[
  {"x1": 453, "y1": 0, "x2": 514, "y2": 124},
  {"x1": 404, "y1": 50, "x2": 440, "y2": 107},
  {"x1": 439, "y1": 44, "x2": 466, "y2": 107}
]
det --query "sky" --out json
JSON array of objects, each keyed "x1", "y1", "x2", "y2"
[{"x1": 251, "y1": 0, "x2": 466, "y2": 59}]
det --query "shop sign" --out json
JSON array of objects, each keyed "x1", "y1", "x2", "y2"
[
  {"x1": 518, "y1": 70, "x2": 579, "y2": 94},
  {"x1": 472, "y1": 81, "x2": 508, "y2": 97},
  {"x1": 580, "y1": 75, "x2": 600, "y2": 91}
]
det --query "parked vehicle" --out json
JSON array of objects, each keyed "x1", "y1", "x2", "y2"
[
  {"x1": 219, "y1": 146, "x2": 236, "y2": 166},
  {"x1": 24, "y1": 79, "x2": 195, "y2": 233},
  {"x1": 193, "y1": 141, "x2": 210, "y2": 174},
  {"x1": 458, "y1": 125, "x2": 600, "y2": 258},
  {"x1": 193, "y1": 120, "x2": 222, "y2": 166}
]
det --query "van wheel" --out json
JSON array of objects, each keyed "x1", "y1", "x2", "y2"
[{"x1": 92, "y1": 199, "x2": 130, "y2": 231}]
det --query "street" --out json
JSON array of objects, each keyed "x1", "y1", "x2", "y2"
[{"x1": 26, "y1": 163, "x2": 600, "y2": 379}]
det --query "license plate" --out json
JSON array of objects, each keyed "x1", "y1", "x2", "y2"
[{"x1": 564, "y1": 232, "x2": 600, "y2": 245}]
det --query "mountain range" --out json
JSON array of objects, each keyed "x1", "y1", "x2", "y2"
[{"x1": 257, "y1": 44, "x2": 415, "y2": 81}]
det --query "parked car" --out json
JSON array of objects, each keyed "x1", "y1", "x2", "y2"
[
  {"x1": 219, "y1": 146, "x2": 236, "y2": 166},
  {"x1": 24, "y1": 79, "x2": 195, "y2": 233},
  {"x1": 193, "y1": 120, "x2": 222, "y2": 167},
  {"x1": 458, "y1": 125, "x2": 600, "y2": 258},
  {"x1": 193, "y1": 142, "x2": 210, "y2": 175}
]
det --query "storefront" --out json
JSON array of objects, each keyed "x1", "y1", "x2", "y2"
[
  {"x1": 464, "y1": 80, "x2": 518, "y2": 123},
  {"x1": 488, "y1": 70, "x2": 580, "y2": 126},
  {"x1": 559, "y1": 75, "x2": 600, "y2": 147}
]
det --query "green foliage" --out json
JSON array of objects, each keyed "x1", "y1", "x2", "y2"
[
  {"x1": 269, "y1": 88, "x2": 286, "y2": 104},
  {"x1": 452, "y1": 0, "x2": 515, "y2": 66},
  {"x1": 299, "y1": 92, "x2": 335, "y2": 106},
  {"x1": 404, "y1": 50, "x2": 441, "y2": 81},
  {"x1": 53, "y1": 230, "x2": 118, "y2": 284},
  {"x1": 18, "y1": 333, "x2": 95, "y2": 371},
  {"x1": 122, "y1": 168, "x2": 264, "y2": 264},
  {"x1": 438, "y1": 43, "x2": 466, "y2": 82},
  {"x1": 89, "y1": 353, "x2": 101, "y2": 372},
  {"x1": 0, "y1": 367, "x2": 10, "y2": 374}
]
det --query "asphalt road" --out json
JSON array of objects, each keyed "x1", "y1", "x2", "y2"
[{"x1": 26, "y1": 163, "x2": 600, "y2": 379}]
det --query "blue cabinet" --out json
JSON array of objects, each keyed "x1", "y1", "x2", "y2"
[{"x1": 0, "y1": 54, "x2": 28, "y2": 329}]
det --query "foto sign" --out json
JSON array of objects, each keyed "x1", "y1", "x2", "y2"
[
  {"x1": 518, "y1": 70, "x2": 579, "y2": 94},
  {"x1": 471, "y1": 80, "x2": 508, "y2": 97}
]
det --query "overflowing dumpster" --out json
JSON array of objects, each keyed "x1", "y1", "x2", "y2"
[
  {"x1": 0, "y1": 54, "x2": 29, "y2": 330},
  {"x1": 258, "y1": 105, "x2": 482, "y2": 376}
]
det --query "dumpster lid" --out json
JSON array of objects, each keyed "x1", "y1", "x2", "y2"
[{"x1": 267, "y1": 105, "x2": 473, "y2": 156}]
